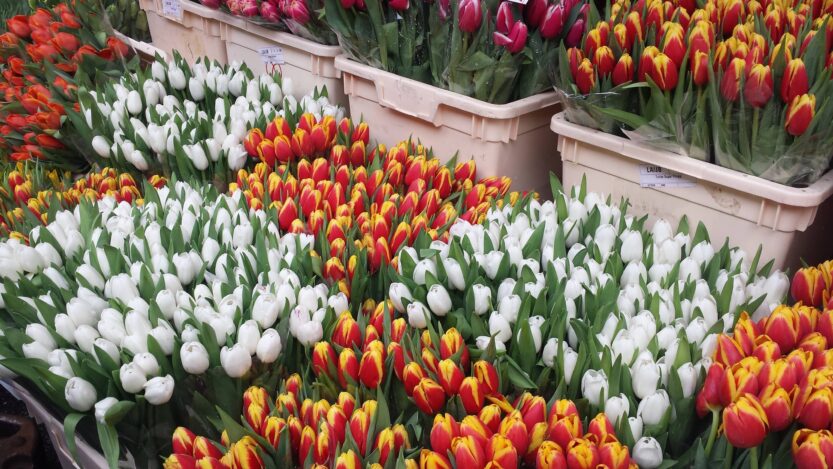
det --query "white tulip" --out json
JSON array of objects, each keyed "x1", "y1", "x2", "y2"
[
  {"x1": 488, "y1": 312, "x2": 512, "y2": 343},
  {"x1": 172, "y1": 253, "x2": 195, "y2": 285},
  {"x1": 563, "y1": 349, "x2": 579, "y2": 384},
  {"x1": 180, "y1": 341, "x2": 210, "y2": 374},
  {"x1": 143, "y1": 375, "x2": 174, "y2": 405},
  {"x1": 581, "y1": 369, "x2": 609, "y2": 406},
  {"x1": 65, "y1": 377, "x2": 97, "y2": 412},
  {"x1": 149, "y1": 325, "x2": 175, "y2": 355},
  {"x1": 237, "y1": 320, "x2": 261, "y2": 355},
  {"x1": 155, "y1": 290, "x2": 178, "y2": 320},
  {"x1": 442, "y1": 258, "x2": 465, "y2": 290},
  {"x1": 483, "y1": 251, "x2": 504, "y2": 279},
  {"x1": 92, "y1": 136, "x2": 111, "y2": 158},
  {"x1": 676, "y1": 362, "x2": 699, "y2": 398},
  {"x1": 132, "y1": 353, "x2": 160, "y2": 376},
  {"x1": 168, "y1": 67, "x2": 186, "y2": 90},
  {"x1": 631, "y1": 355, "x2": 661, "y2": 399},
  {"x1": 605, "y1": 393, "x2": 630, "y2": 426},
  {"x1": 652, "y1": 219, "x2": 673, "y2": 243},
  {"x1": 426, "y1": 284, "x2": 452, "y2": 317},
  {"x1": 152, "y1": 61, "x2": 166, "y2": 81},
  {"x1": 611, "y1": 329, "x2": 638, "y2": 365},
  {"x1": 74, "y1": 325, "x2": 100, "y2": 354},
  {"x1": 94, "y1": 397, "x2": 119, "y2": 424},
  {"x1": 76, "y1": 264, "x2": 105, "y2": 291},
  {"x1": 498, "y1": 294, "x2": 521, "y2": 323},
  {"x1": 294, "y1": 321, "x2": 323, "y2": 347},
  {"x1": 407, "y1": 302, "x2": 430, "y2": 329},
  {"x1": 126, "y1": 90, "x2": 142, "y2": 115},
  {"x1": 678, "y1": 258, "x2": 701, "y2": 282},
  {"x1": 98, "y1": 318, "x2": 126, "y2": 347},
  {"x1": 54, "y1": 314, "x2": 77, "y2": 344},
  {"x1": 26, "y1": 324, "x2": 56, "y2": 350},
  {"x1": 119, "y1": 363, "x2": 147, "y2": 393},
  {"x1": 628, "y1": 416, "x2": 644, "y2": 440},
  {"x1": 475, "y1": 336, "x2": 506, "y2": 352},
  {"x1": 637, "y1": 389, "x2": 671, "y2": 426},
  {"x1": 472, "y1": 284, "x2": 491, "y2": 315},
  {"x1": 93, "y1": 338, "x2": 120, "y2": 364},
  {"x1": 526, "y1": 316, "x2": 545, "y2": 352},
  {"x1": 188, "y1": 77, "x2": 205, "y2": 100},
  {"x1": 413, "y1": 259, "x2": 437, "y2": 285},
  {"x1": 620, "y1": 230, "x2": 643, "y2": 262},
  {"x1": 256, "y1": 329, "x2": 283, "y2": 363},
  {"x1": 632, "y1": 437, "x2": 663, "y2": 469},
  {"x1": 220, "y1": 344, "x2": 252, "y2": 378},
  {"x1": 685, "y1": 317, "x2": 708, "y2": 345},
  {"x1": 389, "y1": 283, "x2": 413, "y2": 313},
  {"x1": 67, "y1": 297, "x2": 97, "y2": 327},
  {"x1": 327, "y1": 293, "x2": 349, "y2": 315}
]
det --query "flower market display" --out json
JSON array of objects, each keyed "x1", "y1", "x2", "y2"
[{"x1": 4, "y1": 0, "x2": 833, "y2": 468}]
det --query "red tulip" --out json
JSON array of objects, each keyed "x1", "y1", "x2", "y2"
[
  {"x1": 414, "y1": 378, "x2": 446, "y2": 414},
  {"x1": 494, "y1": 20, "x2": 528, "y2": 54},
  {"x1": 593, "y1": 46, "x2": 615, "y2": 78},
  {"x1": 720, "y1": 57, "x2": 745, "y2": 101},
  {"x1": 759, "y1": 384, "x2": 793, "y2": 432},
  {"x1": 649, "y1": 52, "x2": 679, "y2": 91},
  {"x1": 539, "y1": 3, "x2": 565, "y2": 39},
  {"x1": 574, "y1": 58, "x2": 595, "y2": 94},
  {"x1": 565, "y1": 438, "x2": 599, "y2": 469},
  {"x1": 743, "y1": 64, "x2": 773, "y2": 107},
  {"x1": 723, "y1": 394, "x2": 769, "y2": 448},
  {"x1": 781, "y1": 58, "x2": 809, "y2": 104},
  {"x1": 792, "y1": 429, "x2": 833, "y2": 469},
  {"x1": 612, "y1": 53, "x2": 634, "y2": 86}
]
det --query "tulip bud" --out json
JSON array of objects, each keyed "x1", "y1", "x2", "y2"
[
  {"x1": 413, "y1": 378, "x2": 446, "y2": 414},
  {"x1": 781, "y1": 58, "x2": 809, "y2": 104},
  {"x1": 723, "y1": 394, "x2": 769, "y2": 448},
  {"x1": 612, "y1": 53, "x2": 634, "y2": 86},
  {"x1": 144, "y1": 375, "x2": 175, "y2": 405},
  {"x1": 632, "y1": 437, "x2": 663, "y2": 469},
  {"x1": 220, "y1": 344, "x2": 252, "y2": 378},
  {"x1": 785, "y1": 93, "x2": 816, "y2": 136},
  {"x1": 65, "y1": 377, "x2": 97, "y2": 412},
  {"x1": 574, "y1": 58, "x2": 596, "y2": 94}
]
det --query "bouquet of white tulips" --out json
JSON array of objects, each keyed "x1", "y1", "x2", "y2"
[
  {"x1": 388, "y1": 175, "x2": 790, "y2": 466},
  {"x1": 70, "y1": 53, "x2": 345, "y2": 186},
  {"x1": 0, "y1": 179, "x2": 353, "y2": 466}
]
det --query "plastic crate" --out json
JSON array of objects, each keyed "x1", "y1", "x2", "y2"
[
  {"x1": 221, "y1": 21, "x2": 346, "y2": 106},
  {"x1": 336, "y1": 56, "x2": 561, "y2": 195},
  {"x1": 139, "y1": 0, "x2": 228, "y2": 64},
  {"x1": 551, "y1": 112, "x2": 833, "y2": 270}
]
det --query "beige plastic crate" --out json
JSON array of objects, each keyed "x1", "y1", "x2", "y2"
[
  {"x1": 4, "y1": 381, "x2": 110, "y2": 469},
  {"x1": 221, "y1": 21, "x2": 346, "y2": 107},
  {"x1": 551, "y1": 112, "x2": 833, "y2": 270},
  {"x1": 139, "y1": 0, "x2": 228, "y2": 64},
  {"x1": 114, "y1": 31, "x2": 168, "y2": 64},
  {"x1": 336, "y1": 56, "x2": 561, "y2": 195}
]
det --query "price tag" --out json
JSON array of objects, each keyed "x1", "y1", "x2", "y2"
[
  {"x1": 162, "y1": 0, "x2": 183, "y2": 19},
  {"x1": 639, "y1": 164, "x2": 696, "y2": 188},
  {"x1": 258, "y1": 46, "x2": 285, "y2": 66}
]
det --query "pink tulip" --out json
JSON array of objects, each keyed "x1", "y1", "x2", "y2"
[
  {"x1": 496, "y1": 2, "x2": 513, "y2": 35},
  {"x1": 389, "y1": 0, "x2": 409, "y2": 10},
  {"x1": 539, "y1": 3, "x2": 565, "y2": 39},
  {"x1": 439, "y1": 0, "x2": 450, "y2": 21},
  {"x1": 281, "y1": 0, "x2": 310, "y2": 23},
  {"x1": 524, "y1": 0, "x2": 547, "y2": 29},
  {"x1": 493, "y1": 20, "x2": 527, "y2": 53},
  {"x1": 565, "y1": 17, "x2": 585, "y2": 47},
  {"x1": 241, "y1": 0, "x2": 260, "y2": 16},
  {"x1": 201, "y1": 0, "x2": 221, "y2": 8},
  {"x1": 458, "y1": 0, "x2": 482, "y2": 33},
  {"x1": 260, "y1": 1, "x2": 281, "y2": 21}
]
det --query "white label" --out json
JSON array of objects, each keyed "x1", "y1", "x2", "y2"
[
  {"x1": 162, "y1": 0, "x2": 183, "y2": 19},
  {"x1": 258, "y1": 46, "x2": 285, "y2": 66},
  {"x1": 639, "y1": 164, "x2": 696, "y2": 188},
  {"x1": 508, "y1": 0, "x2": 530, "y2": 4}
]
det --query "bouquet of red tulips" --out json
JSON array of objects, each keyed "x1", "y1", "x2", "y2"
[{"x1": 555, "y1": 0, "x2": 833, "y2": 185}]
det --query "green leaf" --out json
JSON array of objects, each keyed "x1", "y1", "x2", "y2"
[
  {"x1": 64, "y1": 413, "x2": 85, "y2": 464},
  {"x1": 96, "y1": 422, "x2": 121, "y2": 469}
]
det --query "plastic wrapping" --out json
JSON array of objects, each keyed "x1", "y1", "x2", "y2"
[
  {"x1": 709, "y1": 67, "x2": 833, "y2": 186},
  {"x1": 283, "y1": 17, "x2": 338, "y2": 45}
]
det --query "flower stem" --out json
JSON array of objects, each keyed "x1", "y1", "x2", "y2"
[
  {"x1": 750, "y1": 446, "x2": 759, "y2": 469},
  {"x1": 704, "y1": 409, "x2": 719, "y2": 457},
  {"x1": 752, "y1": 108, "x2": 760, "y2": 152}
]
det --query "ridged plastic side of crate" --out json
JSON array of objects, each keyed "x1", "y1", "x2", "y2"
[
  {"x1": 551, "y1": 113, "x2": 833, "y2": 270},
  {"x1": 336, "y1": 56, "x2": 561, "y2": 195},
  {"x1": 139, "y1": 0, "x2": 228, "y2": 64},
  {"x1": 222, "y1": 22, "x2": 346, "y2": 106}
]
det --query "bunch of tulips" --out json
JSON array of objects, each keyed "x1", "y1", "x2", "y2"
[
  {"x1": 792, "y1": 260, "x2": 833, "y2": 310},
  {"x1": 556, "y1": 0, "x2": 833, "y2": 185},
  {"x1": 236, "y1": 114, "x2": 512, "y2": 294},
  {"x1": 0, "y1": 1, "x2": 130, "y2": 170},
  {"x1": 199, "y1": 0, "x2": 337, "y2": 44},
  {"x1": 164, "y1": 374, "x2": 411, "y2": 468},
  {"x1": 693, "y1": 304, "x2": 833, "y2": 466},
  {"x1": 0, "y1": 165, "x2": 164, "y2": 239}
]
